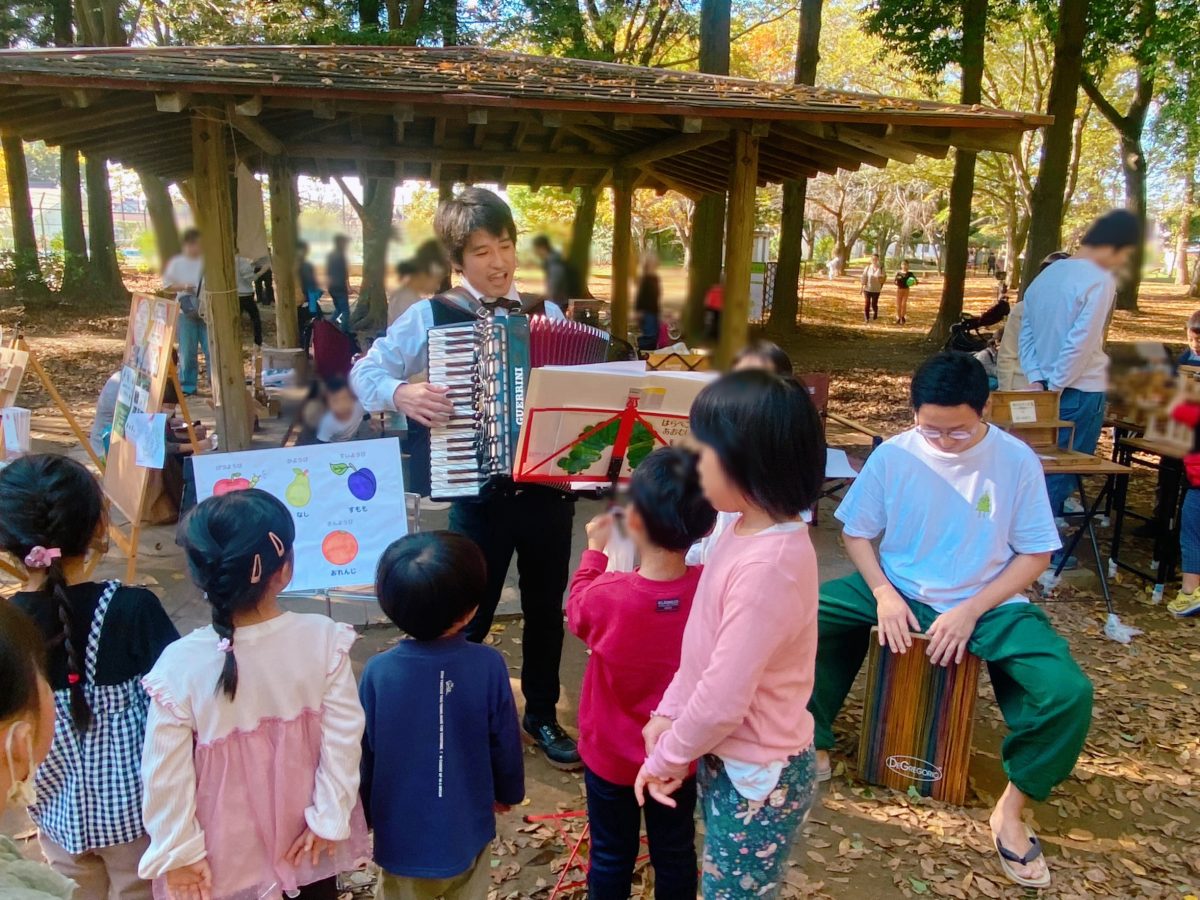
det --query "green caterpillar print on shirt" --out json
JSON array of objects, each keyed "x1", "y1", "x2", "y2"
[{"x1": 556, "y1": 419, "x2": 658, "y2": 475}]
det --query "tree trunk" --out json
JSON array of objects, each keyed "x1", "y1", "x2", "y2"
[
  {"x1": 84, "y1": 153, "x2": 127, "y2": 300},
  {"x1": 60, "y1": 146, "x2": 89, "y2": 293},
  {"x1": 767, "y1": 0, "x2": 822, "y2": 336},
  {"x1": 350, "y1": 175, "x2": 396, "y2": 332},
  {"x1": 567, "y1": 188, "x2": 597, "y2": 298},
  {"x1": 1190, "y1": 254, "x2": 1200, "y2": 298},
  {"x1": 138, "y1": 170, "x2": 180, "y2": 271},
  {"x1": 436, "y1": 0, "x2": 458, "y2": 45},
  {"x1": 359, "y1": 0, "x2": 381, "y2": 29},
  {"x1": 685, "y1": 195, "x2": 725, "y2": 343},
  {"x1": 1021, "y1": 0, "x2": 1087, "y2": 296},
  {"x1": 930, "y1": 0, "x2": 987, "y2": 345},
  {"x1": 1177, "y1": 164, "x2": 1194, "y2": 286},
  {"x1": 685, "y1": 0, "x2": 731, "y2": 344},
  {"x1": 2, "y1": 133, "x2": 43, "y2": 287}
]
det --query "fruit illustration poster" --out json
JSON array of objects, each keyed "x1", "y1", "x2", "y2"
[{"x1": 192, "y1": 438, "x2": 406, "y2": 592}]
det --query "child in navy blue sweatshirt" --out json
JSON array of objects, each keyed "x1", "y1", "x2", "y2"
[{"x1": 360, "y1": 532, "x2": 525, "y2": 899}]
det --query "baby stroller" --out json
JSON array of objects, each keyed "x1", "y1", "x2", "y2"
[{"x1": 943, "y1": 293, "x2": 1010, "y2": 353}]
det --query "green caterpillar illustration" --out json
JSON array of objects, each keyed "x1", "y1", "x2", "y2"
[{"x1": 556, "y1": 419, "x2": 658, "y2": 475}]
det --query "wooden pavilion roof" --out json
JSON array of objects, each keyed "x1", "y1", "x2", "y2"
[{"x1": 0, "y1": 46, "x2": 1049, "y2": 194}]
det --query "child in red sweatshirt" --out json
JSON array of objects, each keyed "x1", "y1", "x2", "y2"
[
  {"x1": 566, "y1": 447, "x2": 716, "y2": 900},
  {"x1": 1170, "y1": 398, "x2": 1200, "y2": 616}
]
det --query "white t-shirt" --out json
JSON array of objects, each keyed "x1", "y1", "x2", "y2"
[
  {"x1": 162, "y1": 254, "x2": 203, "y2": 298},
  {"x1": 835, "y1": 426, "x2": 1061, "y2": 613}
]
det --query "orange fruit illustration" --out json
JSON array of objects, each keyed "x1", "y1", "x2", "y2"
[{"x1": 322, "y1": 530, "x2": 359, "y2": 566}]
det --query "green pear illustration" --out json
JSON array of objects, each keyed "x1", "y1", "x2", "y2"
[{"x1": 285, "y1": 468, "x2": 312, "y2": 508}]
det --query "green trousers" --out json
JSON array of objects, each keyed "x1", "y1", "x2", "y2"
[{"x1": 807, "y1": 573, "x2": 1093, "y2": 802}]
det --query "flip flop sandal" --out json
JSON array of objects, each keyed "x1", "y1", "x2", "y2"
[{"x1": 993, "y1": 824, "x2": 1052, "y2": 888}]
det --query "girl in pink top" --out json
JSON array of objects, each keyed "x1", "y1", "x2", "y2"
[
  {"x1": 139, "y1": 491, "x2": 368, "y2": 900},
  {"x1": 636, "y1": 370, "x2": 826, "y2": 900}
]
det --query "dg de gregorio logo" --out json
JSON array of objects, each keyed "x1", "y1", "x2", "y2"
[{"x1": 885, "y1": 755, "x2": 943, "y2": 782}]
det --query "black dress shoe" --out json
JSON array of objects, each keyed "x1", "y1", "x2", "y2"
[{"x1": 523, "y1": 715, "x2": 581, "y2": 770}]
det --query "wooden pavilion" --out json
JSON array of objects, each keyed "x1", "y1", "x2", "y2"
[{"x1": 0, "y1": 46, "x2": 1048, "y2": 448}]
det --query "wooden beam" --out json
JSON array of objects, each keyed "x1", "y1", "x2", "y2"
[
  {"x1": 619, "y1": 130, "x2": 726, "y2": 168},
  {"x1": 774, "y1": 123, "x2": 890, "y2": 169},
  {"x1": 681, "y1": 117, "x2": 703, "y2": 133},
  {"x1": 191, "y1": 109, "x2": 251, "y2": 450},
  {"x1": 717, "y1": 130, "x2": 759, "y2": 368},
  {"x1": 467, "y1": 109, "x2": 488, "y2": 126},
  {"x1": 472, "y1": 123, "x2": 488, "y2": 149},
  {"x1": 641, "y1": 164, "x2": 702, "y2": 200},
  {"x1": 750, "y1": 122, "x2": 771, "y2": 137},
  {"x1": 60, "y1": 89, "x2": 99, "y2": 108},
  {"x1": 234, "y1": 95, "x2": 263, "y2": 116},
  {"x1": 228, "y1": 112, "x2": 285, "y2": 156},
  {"x1": 267, "y1": 157, "x2": 301, "y2": 349},
  {"x1": 560, "y1": 123, "x2": 621, "y2": 154},
  {"x1": 542, "y1": 111, "x2": 563, "y2": 128},
  {"x1": 289, "y1": 143, "x2": 616, "y2": 168},
  {"x1": 832, "y1": 125, "x2": 919, "y2": 163},
  {"x1": 156, "y1": 92, "x2": 191, "y2": 113},
  {"x1": 393, "y1": 104, "x2": 414, "y2": 143},
  {"x1": 891, "y1": 125, "x2": 1019, "y2": 154},
  {"x1": 611, "y1": 169, "x2": 633, "y2": 343}
]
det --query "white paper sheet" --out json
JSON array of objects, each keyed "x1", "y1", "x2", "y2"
[
  {"x1": 825, "y1": 447, "x2": 859, "y2": 479},
  {"x1": 124, "y1": 412, "x2": 167, "y2": 468}
]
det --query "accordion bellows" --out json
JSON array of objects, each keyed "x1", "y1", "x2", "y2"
[{"x1": 427, "y1": 314, "x2": 610, "y2": 499}]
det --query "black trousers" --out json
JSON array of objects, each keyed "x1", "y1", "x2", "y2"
[
  {"x1": 450, "y1": 485, "x2": 575, "y2": 721},
  {"x1": 238, "y1": 294, "x2": 263, "y2": 346},
  {"x1": 255, "y1": 268, "x2": 275, "y2": 305},
  {"x1": 585, "y1": 768, "x2": 697, "y2": 900}
]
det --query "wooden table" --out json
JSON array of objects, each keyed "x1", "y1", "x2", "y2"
[
  {"x1": 1037, "y1": 448, "x2": 1131, "y2": 615},
  {"x1": 1111, "y1": 436, "x2": 1188, "y2": 601}
]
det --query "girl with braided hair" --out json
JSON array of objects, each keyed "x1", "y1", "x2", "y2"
[
  {"x1": 0, "y1": 454, "x2": 178, "y2": 899},
  {"x1": 139, "y1": 489, "x2": 368, "y2": 900}
]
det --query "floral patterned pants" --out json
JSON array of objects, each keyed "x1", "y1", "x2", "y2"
[{"x1": 697, "y1": 748, "x2": 816, "y2": 899}]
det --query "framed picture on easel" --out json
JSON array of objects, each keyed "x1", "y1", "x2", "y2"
[{"x1": 102, "y1": 293, "x2": 182, "y2": 581}]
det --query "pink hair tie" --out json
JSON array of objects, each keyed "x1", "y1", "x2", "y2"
[
  {"x1": 216, "y1": 638, "x2": 233, "y2": 654},
  {"x1": 24, "y1": 546, "x2": 62, "y2": 569}
]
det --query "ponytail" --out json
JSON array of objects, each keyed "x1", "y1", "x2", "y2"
[
  {"x1": 178, "y1": 489, "x2": 295, "y2": 702},
  {"x1": 47, "y1": 561, "x2": 91, "y2": 730}
]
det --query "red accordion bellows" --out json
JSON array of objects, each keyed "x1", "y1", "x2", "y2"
[{"x1": 528, "y1": 315, "x2": 611, "y2": 368}]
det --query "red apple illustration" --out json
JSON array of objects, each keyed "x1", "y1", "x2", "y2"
[{"x1": 213, "y1": 473, "x2": 259, "y2": 496}]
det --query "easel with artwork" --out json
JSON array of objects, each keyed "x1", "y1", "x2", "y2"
[
  {"x1": 102, "y1": 293, "x2": 188, "y2": 582},
  {"x1": 0, "y1": 294, "x2": 197, "y2": 585}
]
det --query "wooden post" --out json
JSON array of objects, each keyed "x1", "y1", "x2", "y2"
[
  {"x1": 611, "y1": 170, "x2": 633, "y2": 345},
  {"x1": 267, "y1": 157, "x2": 301, "y2": 348},
  {"x1": 191, "y1": 109, "x2": 253, "y2": 450},
  {"x1": 716, "y1": 131, "x2": 760, "y2": 368}
]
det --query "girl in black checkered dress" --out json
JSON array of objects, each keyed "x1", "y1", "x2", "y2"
[{"x1": 0, "y1": 455, "x2": 178, "y2": 900}]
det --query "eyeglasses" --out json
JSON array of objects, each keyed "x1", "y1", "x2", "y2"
[{"x1": 915, "y1": 424, "x2": 978, "y2": 441}]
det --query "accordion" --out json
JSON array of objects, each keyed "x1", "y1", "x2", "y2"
[{"x1": 427, "y1": 314, "x2": 611, "y2": 499}]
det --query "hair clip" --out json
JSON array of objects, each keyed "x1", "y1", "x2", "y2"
[
  {"x1": 67, "y1": 673, "x2": 80, "y2": 686},
  {"x1": 268, "y1": 531, "x2": 285, "y2": 558},
  {"x1": 249, "y1": 553, "x2": 263, "y2": 585},
  {"x1": 216, "y1": 638, "x2": 232, "y2": 654},
  {"x1": 24, "y1": 546, "x2": 62, "y2": 569}
]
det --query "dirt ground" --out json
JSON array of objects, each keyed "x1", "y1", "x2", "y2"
[{"x1": 1, "y1": 267, "x2": 1198, "y2": 899}]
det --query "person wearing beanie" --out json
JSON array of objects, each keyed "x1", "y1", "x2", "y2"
[{"x1": 1018, "y1": 209, "x2": 1141, "y2": 561}]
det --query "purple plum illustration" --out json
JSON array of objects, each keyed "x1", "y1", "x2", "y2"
[{"x1": 330, "y1": 462, "x2": 377, "y2": 500}]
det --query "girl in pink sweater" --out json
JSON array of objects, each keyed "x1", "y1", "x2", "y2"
[{"x1": 635, "y1": 370, "x2": 826, "y2": 899}]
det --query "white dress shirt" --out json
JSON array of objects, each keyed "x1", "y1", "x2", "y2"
[{"x1": 350, "y1": 278, "x2": 563, "y2": 413}]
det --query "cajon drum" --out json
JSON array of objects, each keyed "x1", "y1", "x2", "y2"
[{"x1": 857, "y1": 628, "x2": 981, "y2": 804}]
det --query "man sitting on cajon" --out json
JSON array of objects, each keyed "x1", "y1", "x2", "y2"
[{"x1": 808, "y1": 351, "x2": 1092, "y2": 889}]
